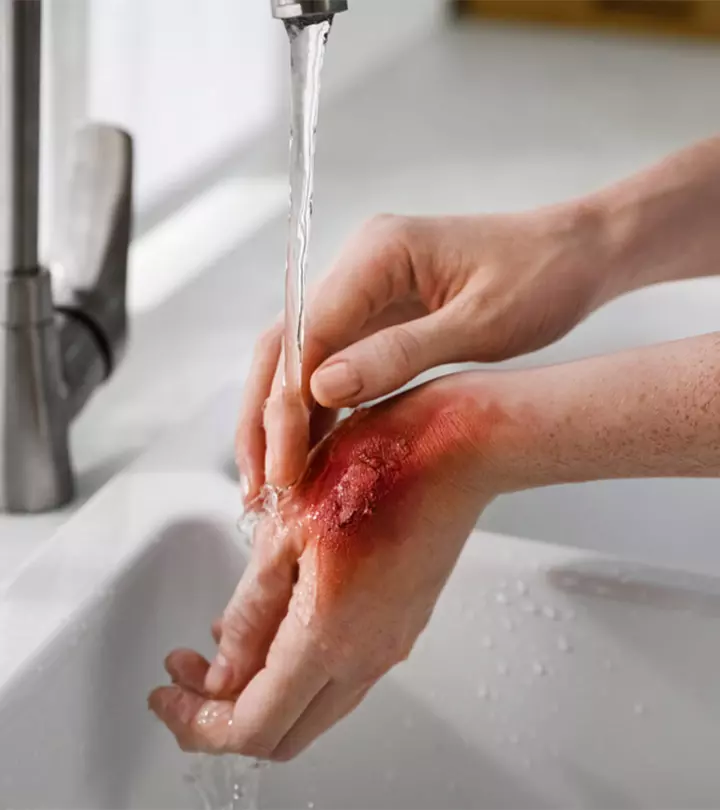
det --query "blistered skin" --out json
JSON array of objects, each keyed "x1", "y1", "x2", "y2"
[{"x1": 286, "y1": 387, "x2": 500, "y2": 605}]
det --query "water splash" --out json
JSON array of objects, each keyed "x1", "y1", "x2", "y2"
[
  {"x1": 238, "y1": 484, "x2": 288, "y2": 543},
  {"x1": 184, "y1": 756, "x2": 268, "y2": 810}
]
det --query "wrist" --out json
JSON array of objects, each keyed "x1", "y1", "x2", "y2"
[{"x1": 587, "y1": 137, "x2": 720, "y2": 295}]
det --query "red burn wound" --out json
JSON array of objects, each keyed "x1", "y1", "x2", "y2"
[{"x1": 283, "y1": 382, "x2": 513, "y2": 602}]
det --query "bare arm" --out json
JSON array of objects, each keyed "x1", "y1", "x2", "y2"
[
  {"x1": 595, "y1": 136, "x2": 720, "y2": 299},
  {"x1": 475, "y1": 331, "x2": 720, "y2": 493}
]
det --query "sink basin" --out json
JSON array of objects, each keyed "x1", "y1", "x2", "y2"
[{"x1": 2, "y1": 434, "x2": 720, "y2": 808}]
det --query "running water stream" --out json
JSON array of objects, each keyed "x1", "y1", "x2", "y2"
[
  {"x1": 185, "y1": 14, "x2": 335, "y2": 810},
  {"x1": 283, "y1": 15, "x2": 334, "y2": 395}
]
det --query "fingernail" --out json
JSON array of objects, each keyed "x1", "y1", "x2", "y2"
[
  {"x1": 313, "y1": 361, "x2": 362, "y2": 403},
  {"x1": 205, "y1": 653, "x2": 231, "y2": 695}
]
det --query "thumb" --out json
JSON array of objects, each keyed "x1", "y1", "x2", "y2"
[
  {"x1": 310, "y1": 307, "x2": 471, "y2": 408},
  {"x1": 205, "y1": 517, "x2": 299, "y2": 698}
]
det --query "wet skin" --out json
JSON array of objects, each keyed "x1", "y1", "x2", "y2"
[{"x1": 148, "y1": 374, "x2": 505, "y2": 759}]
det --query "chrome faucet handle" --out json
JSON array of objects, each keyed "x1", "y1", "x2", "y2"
[
  {"x1": 0, "y1": 3, "x2": 134, "y2": 514},
  {"x1": 51, "y1": 124, "x2": 133, "y2": 373}
]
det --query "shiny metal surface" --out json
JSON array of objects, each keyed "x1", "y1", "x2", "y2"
[
  {"x1": 0, "y1": 0, "x2": 133, "y2": 513},
  {"x1": 52, "y1": 125, "x2": 133, "y2": 371},
  {"x1": 270, "y1": 0, "x2": 348, "y2": 21},
  {"x1": 0, "y1": 0, "x2": 42, "y2": 273}
]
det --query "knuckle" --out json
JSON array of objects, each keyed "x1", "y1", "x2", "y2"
[
  {"x1": 220, "y1": 603, "x2": 254, "y2": 648},
  {"x1": 382, "y1": 325, "x2": 421, "y2": 373},
  {"x1": 361, "y1": 213, "x2": 410, "y2": 249}
]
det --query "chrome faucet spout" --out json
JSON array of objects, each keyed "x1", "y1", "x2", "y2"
[{"x1": 270, "y1": 0, "x2": 348, "y2": 21}]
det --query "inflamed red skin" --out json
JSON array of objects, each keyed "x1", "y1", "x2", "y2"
[
  {"x1": 149, "y1": 373, "x2": 516, "y2": 760},
  {"x1": 256, "y1": 376, "x2": 514, "y2": 686}
]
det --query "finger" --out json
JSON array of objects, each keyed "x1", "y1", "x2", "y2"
[
  {"x1": 165, "y1": 649, "x2": 211, "y2": 694},
  {"x1": 273, "y1": 680, "x2": 369, "y2": 761},
  {"x1": 204, "y1": 518, "x2": 299, "y2": 698},
  {"x1": 148, "y1": 686, "x2": 235, "y2": 754},
  {"x1": 236, "y1": 322, "x2": 283, "y2": 503},
  {"x1": 151, "y1": 615, "x2": 330, "y2": 758},
  {"x1": 263, "y1": 388, "x2": 310, "y2": 489},
  {"x1": 311, "y1": 304, "x2": 472, "y2": 408},
  {"x1": 299, "y1": 216, "x2": 419, "y2": 395},
  {"x1": 222, "y1": 612, "x2": 330, "y2": 758}
]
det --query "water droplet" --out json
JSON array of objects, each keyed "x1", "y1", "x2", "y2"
[
  {"x1": 633, "y1": 702, "x2": 645, "y2": 715},
  {"x1": 566, "y1": 607, "x2": 576, "y2": 620},
  {"x1": 307, "y1": 803, "x2": 315, "y2": 809},
  {"x1": 557, "y1": 635, "x2": 572, "y2": 653},
  {"x1": 503, "y1": 617, "x2": 515, "y2": 632},
  {"x1": 542, "y1": 605, "x2": 558, "y2": 620},
  {"x1": 481, "y1": 635, "x2": 494, "y2": 649},
  {"x1": 521, "y1": 601, "x2": 539, "y2": 615},
  {"x1": 515, "y1": 580, "x2": 528, "y2": 596},
  {"x1": 532, "y1": 661, "x2": 547, "y2": 677},
  {"x1": 497, "y1": 662, "x2": 509, "y2": 676},
  {"x1": 495, "y1": 592, "x2": 509, "y2": 605},
  {"x1": 499, "y1": 579, "x2": 508, "y2": 589},
  {"x1": 477, "y1": 684, "x2": 490, "y2": 700}
]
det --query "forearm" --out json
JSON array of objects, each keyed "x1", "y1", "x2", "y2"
[
  {"x1": 478, "y1": 332, "x2": 720, "y2": 491},
  {"x1": 589, "y1": 137, "x2": 720, "y2": 298}
]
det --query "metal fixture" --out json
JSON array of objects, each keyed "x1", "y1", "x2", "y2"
[
  {"x1": 270, "y1": 0, "x2": 348, "y2": 21},
  {"x1": 0, "y1": 0, "x2": 133, "y2": 512}
]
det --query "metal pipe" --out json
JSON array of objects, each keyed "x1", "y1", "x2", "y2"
[
  {"x1": 270, "y1": 0, "x2": 348, "y2": 20},
  {"x1": 0, "y1": 0, "x2": 42, "y2": 273}
]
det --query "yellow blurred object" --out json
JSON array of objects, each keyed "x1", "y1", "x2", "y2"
[{"x1": 455, "y1": 0, "x2": 720, "y2": 41}]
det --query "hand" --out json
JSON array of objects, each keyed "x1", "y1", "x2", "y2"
[
  {"x1": 149, "y1": 372, "x2": 500, "y2": 759},
  {"x1": 238, "y1": 202, "x2": 612, "y2": 499}
]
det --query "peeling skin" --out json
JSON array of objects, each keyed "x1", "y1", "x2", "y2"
[{"x1": 282, "y1": 380, "x2": 511, "y2": 605}]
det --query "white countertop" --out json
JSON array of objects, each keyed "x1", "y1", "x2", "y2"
[{"x1": 3, "y1": 21, "x2": 720, "y2": 583}]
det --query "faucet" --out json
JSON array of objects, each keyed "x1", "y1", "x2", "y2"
[
  {"x1": 0, "y1": 0, "x2": 133, "y2": 513},
  {"x1": 270, "y1": 0, "x2": 348, "y2": 21}
]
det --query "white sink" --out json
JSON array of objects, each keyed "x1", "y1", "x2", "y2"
[{"x1": 2, "y1": 387, "x2": 720, "y2": 808}]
